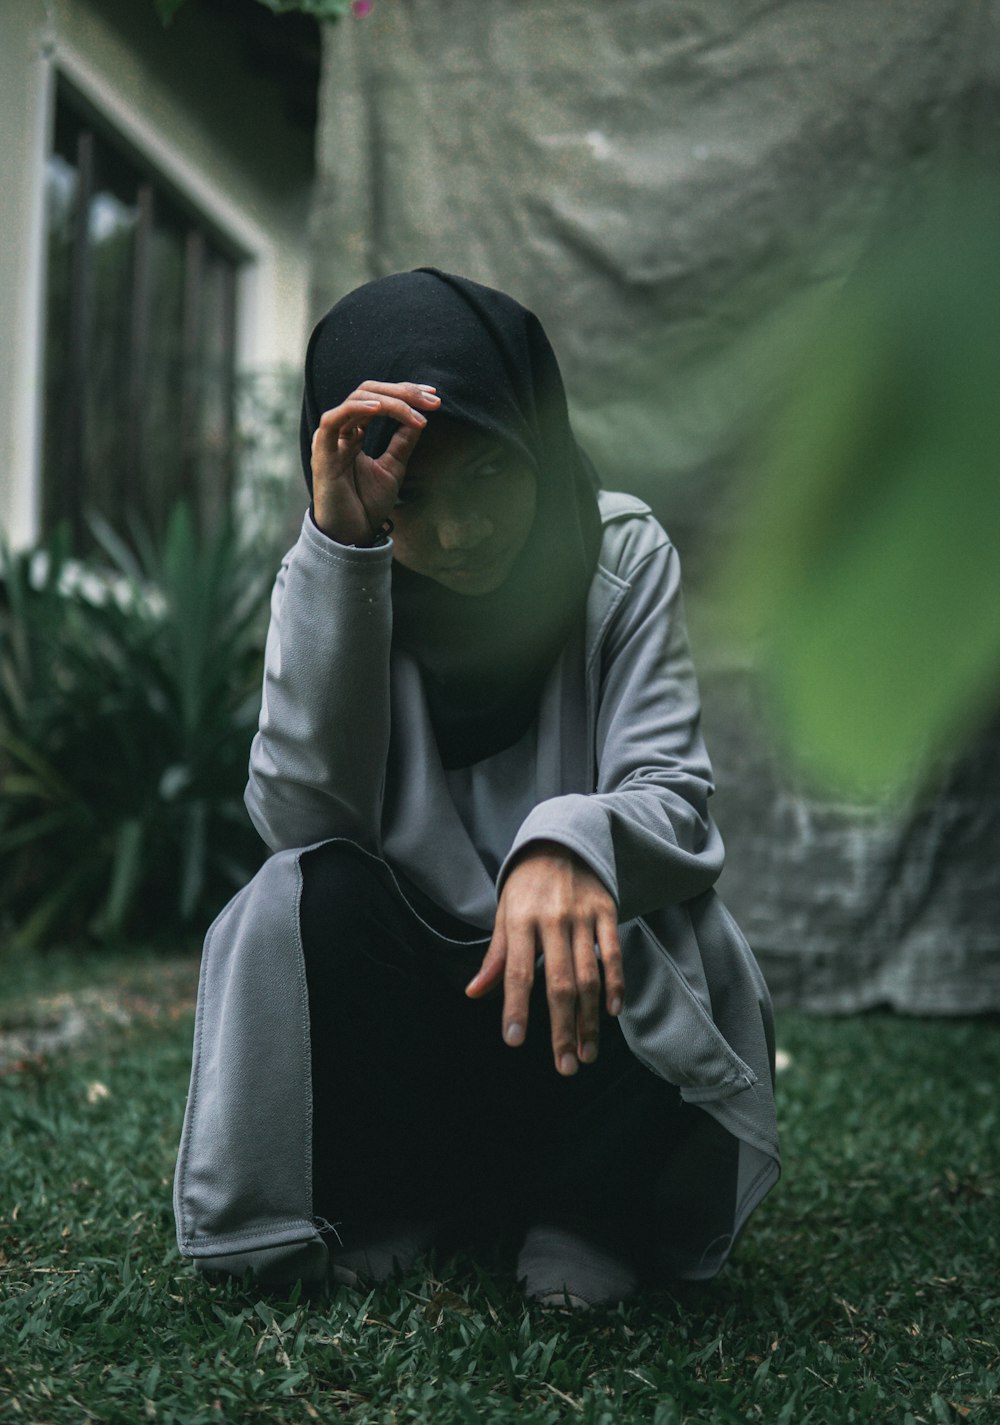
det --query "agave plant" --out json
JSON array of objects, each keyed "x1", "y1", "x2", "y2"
[{"x1": 0, "y1": 505, "x2": 270, "y2": 948}]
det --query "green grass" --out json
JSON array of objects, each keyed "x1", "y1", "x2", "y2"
[{"x1": 1, "y1": 953, "x2": 998, "y2": 1424}]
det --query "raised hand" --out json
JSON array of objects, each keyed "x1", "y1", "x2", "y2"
[{"x1": 310, "y1": 380, "x2": 441, "y2": 545}]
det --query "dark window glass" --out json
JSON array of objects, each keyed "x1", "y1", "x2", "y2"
[{"x1": 42, "y1": 85, "x2": 242, "y2": 550}]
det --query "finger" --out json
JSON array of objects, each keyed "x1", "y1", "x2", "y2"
[
  {"x1": 378, "y1": 418, "x2": 425, "y2": 481},
  {"x1": 597, "y1": 912, "x2": 624, "y2": 1017},
  {"x1": 318, "y1": 394, "x2": 429, "y2": 445},
  {"x1": 353, "y1": 383, "x2": 441, "y2": 426},
  {"x1": 465, "y1": 926, "x2": 506, "y2": 999},
  {"x1": 334, "y1": 421, "x2": 367, "y2": 453},
  {"x1": 314, "y1": 398, "x2": 424, "y2": 504},
  {"x1": 356, "y1": 379, "x2": 441, "y2": 410},
  {"x1": 317, "y1": 396, "x2": 380, "y2": 433},
  {"x1": 572, "y1": 921, "x2": 602, "y2": 1064},
  {"x1": 501, "y1": 917, "x2": 537, "y2": 1049},
  {"x1": 541, "y1": 919, "x2": 579, "y2": 1076},
  {"x1": 313, "y1": 412, "x2": 363, "y2": 451},
  {"x1": 312, "y1": 401, "x2": 379, "y2": 468}
]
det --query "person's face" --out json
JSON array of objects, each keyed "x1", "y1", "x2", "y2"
[{"x1": 390, "y1": 420, "x2": 537, "y2": 595}]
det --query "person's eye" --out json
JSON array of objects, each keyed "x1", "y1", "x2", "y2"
[{"x1": 472, "y1": 454, "x2": 510, "y2": 479}]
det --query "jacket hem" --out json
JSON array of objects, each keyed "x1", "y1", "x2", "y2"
[{"x1": 179, "y1": 1219, "x2": 322, "y2": 1258}]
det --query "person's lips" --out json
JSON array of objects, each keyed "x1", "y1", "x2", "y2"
[{"x1": 440, "y1": 548, "x2": 507, "y2": 577}]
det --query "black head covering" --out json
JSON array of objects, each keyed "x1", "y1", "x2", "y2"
[{"x1": 300, "y1": 268, "x2": 602, "y2": 768}]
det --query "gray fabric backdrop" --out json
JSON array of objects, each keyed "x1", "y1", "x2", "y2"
[{"x1": 306, "y1": 0, "x2": 1000, "y2": 1012}]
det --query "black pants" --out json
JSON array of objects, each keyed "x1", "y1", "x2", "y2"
[{"x1": 300, "y1": 841, "x2": 736, "y2": 1272}]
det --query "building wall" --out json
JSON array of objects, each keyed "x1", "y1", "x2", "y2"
[{"x1": 0, "y1": 0, "x2": 315, "y2": 547}]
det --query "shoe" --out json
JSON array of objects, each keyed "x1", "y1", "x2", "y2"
[
  {"x1": 516, "y1": 1221, "x2": 640, "y2": 1309},
  {"x1": 327, "y1": 1220, "x2": 437, "y2": 1288}
]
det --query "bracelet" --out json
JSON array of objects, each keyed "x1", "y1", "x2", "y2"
[{"x1": 352, "y1": 518, "x2": 394, "y2": 549}]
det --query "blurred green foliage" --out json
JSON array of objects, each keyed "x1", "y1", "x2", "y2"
[
  {"x1": 0, "y1": 507, "x2": 269, "y2": 949},
  {"x1": 718, "y1": 168, "x2": 1000, "y2": 804}
]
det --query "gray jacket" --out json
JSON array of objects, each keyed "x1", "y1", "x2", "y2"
[{"x1": 174, "y1": 491, "x2": 779, "y2": 1281}]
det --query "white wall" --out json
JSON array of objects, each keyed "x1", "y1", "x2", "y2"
[
  {"x1": 0, "y1": 0, "x2": 315, "y2": 547},
  {"x1": 0, "y1": 0, "x2": 51, "y2": 547}
]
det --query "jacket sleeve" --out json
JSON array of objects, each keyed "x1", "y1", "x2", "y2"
[
  {"x1": 496, "y1": 536, "x2": 724, "y2": 922},
  {"x1": 244, "y1": 512, "x2": 394, "y2": 853}
]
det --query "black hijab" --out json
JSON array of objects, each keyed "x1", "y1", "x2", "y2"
[{"x1": 300, "y1": 268, "x2": 603, "y2": 768}]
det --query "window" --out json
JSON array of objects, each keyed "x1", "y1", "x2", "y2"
[{"x1": 42, "y1": 83, "x2": 242, "y2": 550}]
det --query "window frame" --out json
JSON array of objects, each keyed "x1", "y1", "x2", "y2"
[
  {"x1": 44, "y1": 76, "x2": 251, "y2": 548},
  {"x1": 14, "y1": 36, "x2": 285, "y2": 551}
]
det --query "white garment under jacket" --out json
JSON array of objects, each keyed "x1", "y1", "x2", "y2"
[{"x1": 173, "y1": 490, "x2": 779, "y2": 1281}]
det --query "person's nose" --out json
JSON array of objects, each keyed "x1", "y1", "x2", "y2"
[{"x1": 435, "y1": 509, "x2": 494, "y2": 552}]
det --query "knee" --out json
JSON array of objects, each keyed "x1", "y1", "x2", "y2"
[
  {"x1": 240, "y1": 839, "x2": 382, "y2": 909},
  {"x1": 299, "y1": 840, "x2": 391, "y2": 948},
  {"x1": 302, "y1": 839, "x2": 382, "y2": 897}
]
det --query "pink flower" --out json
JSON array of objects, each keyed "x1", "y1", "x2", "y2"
[{"x1": 351, "y1": 0, "x2": 373, "y2": 15}]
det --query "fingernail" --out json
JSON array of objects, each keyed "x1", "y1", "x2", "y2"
[
  {"x1": 580, "y1": 1041, "x2": 597, "y2": 1063},
  {"x1": 421, "y1": 391, "x2": 441, "y2": 401},
  {"x1": 610, "y1": 997, "x2": 623, "y2": 1016},
  {"x1": 558, "y1": 1053, "x2": 578, "y2": 1076},
  {"x1": 417, "y1": 384, "x2": 437, "y2": 392},
  {"x1": 504, "y1": 1022, "x2": 524, "y2": 1046},
  {"x1": 411, "y1": 410, "x2": 427, "y2": 424}
]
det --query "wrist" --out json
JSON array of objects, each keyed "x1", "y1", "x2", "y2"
[
  {"x1": 351, "y1": 517, "x2": 394, "y2": 549},
  {"x1": 309, "y1": 506, "x2": 394, "y2": 548},
  {"x1": 509, "y1": 839, "x2": 578, "y2": 872}
]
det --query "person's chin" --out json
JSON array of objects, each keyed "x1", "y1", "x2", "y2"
[{"x1": 435, "y1": 552, "x2": 513, "y2": 595}]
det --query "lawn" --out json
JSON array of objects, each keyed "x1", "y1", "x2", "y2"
[{"x1": 1, "y1": 950, "x2": 997, "y2": 1425}]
